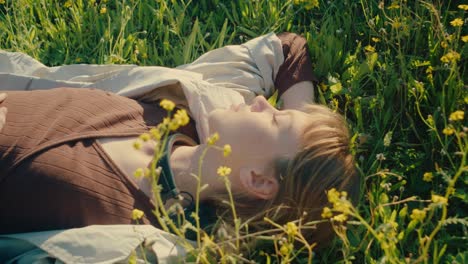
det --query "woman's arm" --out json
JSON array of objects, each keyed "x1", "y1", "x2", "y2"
[
  {"x1": 177, "y1": 32, "x2": 317, "y2": 109},
  {"x1": 176, "y1": 33, "x2": 284, "y2": 98},
  {"x1": 280, "y1": 81, "x2": 314, "y2": 111},
  {"x1": 0, "y1": 93, "x2": 6, "y2": 132}
]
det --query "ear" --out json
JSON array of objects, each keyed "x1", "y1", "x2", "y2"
[{"x1": 239, "y1": 167, "x2": 279, "y2": 200}]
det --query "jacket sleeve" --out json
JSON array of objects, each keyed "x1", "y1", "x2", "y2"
[
  {"x1": 176, "y1": 33, "x2": 284, "y2": 99},
  {"x1": 177, "y1": 32, "x2": 318, "y2": 100},
  {"x1": 274, "y1": 32, "x2": 318, "y2": 97}
]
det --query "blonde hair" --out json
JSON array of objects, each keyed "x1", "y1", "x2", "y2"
[{"x1": 208, "y1": 104, "x2": 359, "y2": 248}]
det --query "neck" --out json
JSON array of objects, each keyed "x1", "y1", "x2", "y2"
[{"x1": 169, "y1": 144, "x2": 222, "y2": 202}]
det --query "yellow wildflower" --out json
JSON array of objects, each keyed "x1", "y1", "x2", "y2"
[
  {"x1": 376, "y1": 232, "x2": 385, "y2": 241},
  {"x1": 280, "y1": 244, "x2": 291, "y2": 256},
  {"x1": 442, "y1": 127, "x2": 455, "y2": 135},
  {"x1": 426, "y1": 66, "x2": 433, "y2": 74},
  {"x1": 304, "y1": 0, "x2": 319, "y2": 10},
  {"x1": 450, "y1": 18, "x2": 463, "y2": 27},
  {"x1": 134, "y1": 168, "x2": 144, "y2": 178},
  {"x1": 387, "y1": 2, "x2": 400, "y2": 9},
  {"x1": 426, "y1": 115, "x2": 434, "y2": 126},
  {"x1": 447, "y1": 187, "x2": 455, "y2": 195},
  {"x1": 423, "y1": 172, "x2": 433, "y2": 182},
  {"x1": 327, "y1": 188, "x2": 341, "y2": 204},
  {"x1": 149, "y1": 127, "x2": 161, "y2": 140},
  {"x1": 133, "y1": 140, "x2": 142, "y2": 150},
  {"x1": 319, "y1": 82, "x2": 328, "y2": 92},
  {"x1": 431, "y1": 194, "x2": 448, "y2": 205},
  {"x1": 449, "y1": 110, "x2": 464, "y2": 121},
  {"x1": 207, "y1": 132, "x2": 219, "y2": 145},
  {"x1": 168, "y1": 120, "x2": 180, "y2": 131},
  {"x1": 293, "y1": 0, "x2": 319, "y2": 10},
  {"x1": 410, "y1": 209, "x2": 426, "y2": 222},
  {"x1": 217, "y1": 166, "x2": 232, "y2": 177},
  {"x1": 441, "y1": 41, "x2": 448, "y2": 49},
  {"x1": 458, "y1": 4, "x2": 468, "y2": 10},
  {"x1": 132, "y1": 209, "x2": 144, "y2": 220},
  {"x1": 173, "y1": 109, "x2": 190, "y2": 126},
  {"x1": 462, "y1": 35, "x2": 468, "y2": 43},
  {"x1": 100, "y1": 7, "x2": 107, "y2": 14},
  {"x1": 0, "y1": 0, "x2": 5, "y2": 4},
  {"x1": 162, "y1": 117, "x2": 170, "y2": 125},
  {"x1": 371, "y1": 37, "x2": 381, "y2": 43},
  {"x1": 333, "y1": 213, "x2": 348, "y2": 222},
  {"x1": 440, "y1": 56, "x2": 448, "y2": 63},
  {"x1": 284, "y1": 222, "x2": 299, "y2": 237},
  {"x1": 364, "y1": 45, "x2": 376, "y2": 53},
  {"x1": 223, "y1": 144, "x2": 232, "y2": 157},
  {"x1": 333, "y1": 199, "x2": 352, "y2": 214},
  {"x1": 321, "y1": 207, "x2": 333, "y2": 218},
  {"x1": 64, "y1": 0, "x2": 72, "y2": 8},
  {"x1": 326, "y1": 188, "x2": 352, "y2": 215},
  {"x1": 160, "y1": 99, "x2": 175, "y2": 111},
  {"x1": 440, "y1": 51, "x2": 461, "y2": 63},
  {"x1": 139, "y1": 133, "x2": 150, "y2": 142}
]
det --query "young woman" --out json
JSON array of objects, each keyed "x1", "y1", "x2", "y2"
[{"x1": 0, "y1": 32, "x2": 358, "y2": 253}]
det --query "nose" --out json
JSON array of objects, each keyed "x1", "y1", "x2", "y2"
[{"x1": 250, "y1": 95, "x2": 276, "y2": 113}]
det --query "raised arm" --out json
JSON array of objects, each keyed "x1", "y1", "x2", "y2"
[
  {"x1": 274, "y1": 32, "x2": 318, "y2": 111},
  {"x1": 176, "y1": 32, "x2": 317, "y2": 110},
  {"x1": 280, "y1": 81, "x2": 315, "y2": 111}
]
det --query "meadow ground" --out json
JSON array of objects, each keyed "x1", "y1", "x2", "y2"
[{"x1": 0, "y1": 0, "x2": 466, "y2": 263}]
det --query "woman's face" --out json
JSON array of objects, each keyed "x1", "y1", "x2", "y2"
[{"x1": 207, "y1": 95, "x2": 311, "y2": 180}]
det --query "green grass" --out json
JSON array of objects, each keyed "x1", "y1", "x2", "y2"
[{"x1": 1, "y1": 0, "x2": 466, "y2": 263}]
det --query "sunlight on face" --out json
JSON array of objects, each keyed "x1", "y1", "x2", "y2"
[{"x1": 208, "y1": 96, "x2": 311, "y2": 174}]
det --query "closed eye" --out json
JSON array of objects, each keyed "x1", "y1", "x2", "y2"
[{"x1": 274, "y1": 111, "x2": 294, "y2": 128}]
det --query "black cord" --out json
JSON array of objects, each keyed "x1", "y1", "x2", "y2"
[{"x1": 179, "y1": 191, "x2": 194, "y2": 208}]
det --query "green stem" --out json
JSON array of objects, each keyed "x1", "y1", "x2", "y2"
[
  {"x1": 195, "y1": 146, "x2": 210, "y2": 247},
  {"x1": 223, "y1": 177, "x2": 240, "y2": 249}
]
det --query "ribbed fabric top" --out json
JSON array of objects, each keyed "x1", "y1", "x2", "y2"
[{"x1": 0, "y1": 88, "x2": 198, "y2": 234}]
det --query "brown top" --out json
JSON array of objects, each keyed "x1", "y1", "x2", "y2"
[
  {"x1": 0, "y1": 88, "x2": 198, "y2": 234},
  {"x1": 275, "y1": 32, "x2": 318, "y2": 96}
]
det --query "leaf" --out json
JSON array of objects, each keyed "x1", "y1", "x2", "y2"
[
  {"x1": 367, "y1": 52, "x2": 378, "y2": 71},
  {"x1": 268, "y1": 90, "x2": 279, "y2": 107}
]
